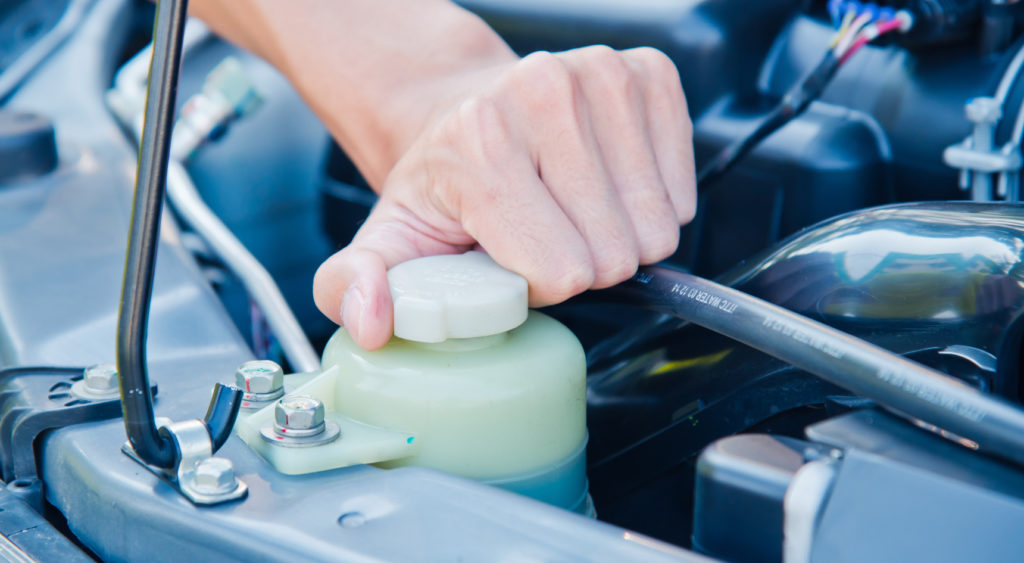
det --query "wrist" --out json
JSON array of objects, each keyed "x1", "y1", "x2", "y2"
[{"x1": 234, "y1": 1, "x2": 516, "y2": 189}]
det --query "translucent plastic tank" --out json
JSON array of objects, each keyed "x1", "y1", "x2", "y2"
[{"x1": 321, "y1": 252, "x2": 590, "y2": 513}]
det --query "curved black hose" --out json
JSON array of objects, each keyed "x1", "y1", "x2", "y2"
[
  {"x1": 116, "y1": 0, "x2": 190, "y2": 469},
  {"x1": 599, "y1": 266, "x2": 1024, "y2": 467},
  {"x1": 203, "y1": 384, "x2": 243, "y2": 451},
  {"x1": 697, "y1": 51, "x2": 841, "y2": 191}
]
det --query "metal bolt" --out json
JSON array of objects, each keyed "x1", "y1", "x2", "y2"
[
  {"x1": 192, "y1": 457, "x2": 237, "y2": 494},
  {"x1": 84, "y1": 364, "x2": 119, "y2": 393},
  {"x1": 235, "y1": 360, "x2": 284, "y2": 397},
  {"x1": 274, "y1": 395, "x2": 326, "y2": 438}
]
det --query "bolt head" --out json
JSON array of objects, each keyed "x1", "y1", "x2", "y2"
[
  {"x1": 235, "y1": 360, "x2": 284, "y2": 394},
  {"x1": 275, "y1": 395, "x2": 325, "y2": 430},
  {"x1": 84, "y1": 364, "x2": 119, "y2": 393},
  {"x1": 966, "y1": 97, "x2": 1002, "y2": 124},
  {"x1": 192, "y1": 457, "x2": 236, "y2": 494}
]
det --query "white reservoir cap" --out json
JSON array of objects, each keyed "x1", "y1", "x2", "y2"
[{"x1": 387, "y1": 251, "x2": 529, "y2": 343}]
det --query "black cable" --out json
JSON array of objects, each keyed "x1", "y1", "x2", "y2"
[
  {"x1": 116, "y1": 0, "x2": 191, "y2": 469},
  {"x1": 696, "y1": 51, "x2": 841, "y2": 191},
  {"x1": 203, "y1": 383, "x2": 243, "y2": 451},
  {"x1": 598, "y1": 266, "x2": 1024, "y2": 468}
]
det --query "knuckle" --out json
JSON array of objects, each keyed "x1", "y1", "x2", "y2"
[
  {"x1": 630, "y1": 47, "x2": 676, "y2": 78},
  {"x1": 515, "y1": 51, "x2": 577, "y2": 111},
  {"x1": 544, "y1": 258, "x2": 595, "y2": 302},
  {"x1": 675, "y1": 194, "x2": 697, "y2": 225},
  {"x1": 581, "y1": 46, "x2": 637, "y2": 104},
  {"x1": 592, "y1": 240, "x2": 640, "y2": 288},
  {"x1": 594, "y1": 261, "x2": 639, "y2": 289},
  {"x1": 629, "y1": 47, "x2": 688, "y2": 109},
  {"x1": 579, "y1": 44, "x2": 624, "y2": 70},
  {"x1": 453, "y1": 97, "x2": 510, "y2": 165},
  {"x1": 638, "y1": 223, "x2": 681, "y2": 264}
]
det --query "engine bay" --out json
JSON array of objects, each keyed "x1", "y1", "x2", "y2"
[{"x1": 1, "y1": 0, "x2": 1024, "y2": 560}]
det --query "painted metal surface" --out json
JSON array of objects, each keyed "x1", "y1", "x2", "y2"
[{"x1": 0, "y1": 1, "x2": 701, "y2": 560}]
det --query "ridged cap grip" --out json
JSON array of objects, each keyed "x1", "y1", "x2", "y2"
[{"x1": 387, "y1": 252, "x2": 528, "y2": 342}]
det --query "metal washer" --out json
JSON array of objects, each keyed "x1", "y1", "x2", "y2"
[{"x1": 260, "y1": 420, "x2": 341, "y2": 448}]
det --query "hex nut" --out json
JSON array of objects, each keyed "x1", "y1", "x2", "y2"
[
  {"x1": 84, "y1": 364, "x2": 119, "y2": 393},
  {"x1": 275, "y1": 395, "x2": 325, "y2": 431},
  {"x1": 261, "y1": 395, "x2": 340, "y2": 448},
  {"x1": 192, "y1": 457, "x2": 237, "y2": 494},
  {"x1": 235, "y1": 360, "x2": 284, "y2": 395},
  {"x1": 261, "y1": 402, "x2": 341, "y2": 448}
]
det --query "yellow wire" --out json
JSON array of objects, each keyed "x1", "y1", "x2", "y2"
[{"x1": 831, "y1": 10, "x2": 856, "y2": 48}]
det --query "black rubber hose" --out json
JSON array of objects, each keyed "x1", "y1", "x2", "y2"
[
  {"x1": 203, "y1": 383, "x2": 243, "y2": 451},
  {"x1": 116, "y1": 0, "x2": 191, "y2": 469},
  {"x1": 599, "y1": 266, "x2": 1024, "y2": 467},
  {"x1": 696, "y1": 51, "x2": 840, "y2": 191}
]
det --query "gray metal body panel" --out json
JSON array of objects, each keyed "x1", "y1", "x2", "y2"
[
  {"x1": 805, "y1": 411, "x2": 1024, "y2": 562},
  {"x1": 0, "y1": 1, "x2": 702, "y2": 560},
  {"x1": 812, "y1": 449, "x2": 1024, "y2": 562}
]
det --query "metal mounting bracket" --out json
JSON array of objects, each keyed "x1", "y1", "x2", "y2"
[{"x1": 122, "y1": 419, "x2": 247, "y2": 506}]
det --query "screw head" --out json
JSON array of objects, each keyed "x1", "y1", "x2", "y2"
[
  {"x1": 275, "y1": 395, "x2": 325, "y2": 431},
  {"x1": 261, "y1": 395, "x2": 340, "y2": 447},
  {"x1": 966, "y1": 97, "x2": 1002, "y2": 124},
  {"x1": 192, "y1": 457, "x2": 237, "y2": 494},
  {"x1": 235, "y1": 360, "x2": 284, "y2": 395},
  {"x1": 84, "y1": 364, "x2": 119, "y2": 393}
]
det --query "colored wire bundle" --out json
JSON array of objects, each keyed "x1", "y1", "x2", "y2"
[
  {"x1": 696, "y1": 2, "x2": 913, "y2": 190},
  {"x1": 829, "y1": 1, "x2": 913, "y2": 63}
]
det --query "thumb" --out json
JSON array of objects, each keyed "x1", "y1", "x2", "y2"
[
  {"x1": 313, "y1": 205, "x2": 470, "y2": 350},
  {"x1": 313, "y1": 245, "x2": 393, "y2": 351}
]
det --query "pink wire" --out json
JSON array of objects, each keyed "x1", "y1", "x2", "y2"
[{"x1": 840, "y1": 19, "x2": 904, "y2": 64}]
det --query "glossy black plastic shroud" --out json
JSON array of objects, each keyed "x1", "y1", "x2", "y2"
[{"x1": 603, "y1": 266, "x2": 1024, "y2": 468}]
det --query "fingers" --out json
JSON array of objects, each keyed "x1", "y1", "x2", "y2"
[
  {"x1": 463, "y1": 170, "x2": 597, "y2": 307},
  {"x1": 315, "y1": 45, "x2": 697, "y2": 349},
  {"x1": 559, "y1": 46, "x2": 682, "y2": 267},
  {"x1": 508, "y1": 51, "x2": 639, "y2": 289},
  {"x1": 314, "y1": 245, "x2": 392, "y2": 350},
  {"x1": 429, "y1": 93, "x2": 595, "y2": 306},
  {"x1": 312, "y1": 204, "x2": 469, "y2": 350},
  {"x1": 621, "y1": 47, "x2": 697, "y2": 225}
]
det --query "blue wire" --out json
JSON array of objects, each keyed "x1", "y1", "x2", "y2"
[{"x1": 828, "y1": 0, "x2": 844, "y2": 27}]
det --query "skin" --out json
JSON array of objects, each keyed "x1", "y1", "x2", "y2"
[{"x1": 192, "y1": 0, "x2": 696, "y2": 350}]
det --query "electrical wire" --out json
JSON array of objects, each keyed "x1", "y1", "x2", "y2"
[
  {"x1": 696, "y1": 2, "x2": 913, "y2": 192},
  {"x1": 696, "y1": 51, "x2": 842, "y2": 188},
  {"x1": 839, "y1": 17, "x2": 905, "y2": 63},
  {"x1": 831, "y1": 9, "x2": 857, "y2": 48},
  {"x1": 827, "y1": 0, "x2": 844, "y2": 28},
  {"x1": 834, "y1": 11, "x2": 875, "y2": 54}
]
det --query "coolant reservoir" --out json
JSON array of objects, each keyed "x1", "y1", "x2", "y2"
[{"x1": 321, "y1": 251, "x2": 589, "y2": 513}]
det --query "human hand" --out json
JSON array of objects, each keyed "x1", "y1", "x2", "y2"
[{"x1": 313, "y1": 46, "x2": 695, "y2": 350}]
